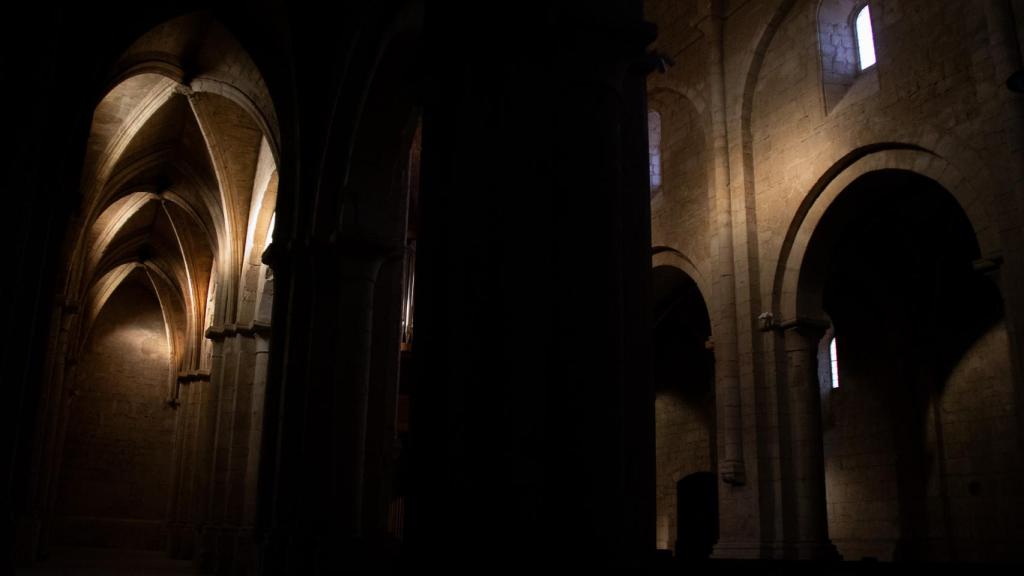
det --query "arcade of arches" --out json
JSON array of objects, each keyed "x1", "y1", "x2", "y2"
[{"x1": 6, "y1": 0, "x2": 1024, "y2": 573}]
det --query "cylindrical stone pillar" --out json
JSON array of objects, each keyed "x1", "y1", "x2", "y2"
[
  {"x1": 783, "y1": 322, "x2": 837, "y2": 560},
  {"x1": 261, "y1": 237, "x2": 386, "y2": 573}
]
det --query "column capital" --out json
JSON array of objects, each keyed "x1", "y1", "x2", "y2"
[
  {"x1": 781, "y1": 317, "x2": 829, "y2": 331},
  {"x1": 761, "y1": 314, "x2": 830, "y2": 335},
  {"x1": 177, "y1": 369, "x2": 211, "y2": 384},
  {"x1": 780, "y1": 317, "x2": 830, "y2": 352},
  {"x1": 249, "y1": 320, "x2": 272, "y2": 338},
  {"x1": 758, "y1": 313, "x2": 829, "y2": 334},
  {"x1": 207, "y1": 322, "x2": 273, "y2": 340},
  {"x1": 205, "y1": 325, "x2": 227, "y2": 341}
]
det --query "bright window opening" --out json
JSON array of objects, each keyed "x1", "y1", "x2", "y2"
[
  {"x1": 648, "y1": 110, "x2": 662, "y2": 196},
  {"x1": 829, "y1": 337, "x2": 840, "y2": 389},
  {"x1": 856, "y1": 5, "x2": 876, "y2": 70}
]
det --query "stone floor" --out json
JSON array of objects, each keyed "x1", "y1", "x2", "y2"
[{"x1": 18, "y1": 548, "x2": 192, "y2": 576}]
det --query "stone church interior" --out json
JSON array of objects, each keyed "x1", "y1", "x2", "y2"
[{"x1": 4, "y1": 0, "x2": 1024, "y2": 573}]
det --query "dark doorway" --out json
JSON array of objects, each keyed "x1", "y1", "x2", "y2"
[{"x1": 675, "y1": 472, "x2": 718, "y2": 560}]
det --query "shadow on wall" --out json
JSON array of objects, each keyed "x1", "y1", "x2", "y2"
[
  {"x1": 802, "y1": 169, "x2": 1018, "y2": 562},
  {"x1": 652, "y1": 265, "x2": 717, "y2": 557}
]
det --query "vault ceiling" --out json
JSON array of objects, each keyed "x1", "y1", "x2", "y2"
[{"x1": 74, "y1": 20, "x2": 276, "y2": 363}]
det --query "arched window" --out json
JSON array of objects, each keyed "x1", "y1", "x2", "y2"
[
  {"x1": 829, "y1": 336, "x2": 840, "y2": 389},
  {"x1": 648, "y1": 110, "x2": 662, "y2": 197},
  {"x1": 818, "y1": 1, "x2": 880, "y2": 113},
  {"x1": 855, "y1": 4, "x2": 876, "y2": 70}
]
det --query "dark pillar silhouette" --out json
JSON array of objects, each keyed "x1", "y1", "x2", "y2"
[{"x1": 408, "y1": 1, "x2": 655, "y2": 571}]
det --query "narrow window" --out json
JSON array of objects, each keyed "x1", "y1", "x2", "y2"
[
  {"x1": 648, "y1": 110, "x2": 662, "y2": 196},
  {"x1": 829, "y1": 337, "x2": 840, "y2": 389},
  {"x1": 855, "y1": 5, "x2": 876, "y2": 70}
]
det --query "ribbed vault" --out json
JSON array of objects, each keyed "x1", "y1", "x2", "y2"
[{"x1": 64, "y1": 11, "x2": 279, "y2": 392}]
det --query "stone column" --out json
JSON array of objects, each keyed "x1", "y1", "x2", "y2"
[
  {"x1": 210, "y1": 326, "x2": 256, "y2": 575},
  {"x1": 410, "y1": 1, "x2": 654, "y2": 571},
  {"x1": 234, "y1": 325, "x2": 271, "y2": 576},
  {"x1": 781, "y1": 321, "x2": 837, "y2": 559},
  {"x1": 362, "y1": 255, "x2": 404, "y2": 543},
  {"x1": 195, "y1": 334, "x2": 225, "y2": 572},
  {"x1": 258, "y1": 237, "x2": 386, "y2": 573},
  {"x1": 168, "y1": 372, "x2": 207, "y2": 560},
  {"x1": 700, "y1": 8, "x2": 746, "y2": 492},
  {"x1": 167, "y1": 374, "x2": 190, "y2": 559},
  {"x1": 325, "y1": 242, "x2": 385, "y2": 541},
  {"x1": 197, "y1": 321, "x2": 263, "y2": 575}
]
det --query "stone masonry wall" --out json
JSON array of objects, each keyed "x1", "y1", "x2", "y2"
[
  {"x1": 53, "y1": 280, "x2": 176, "y2": 550},
  {"x1": 655, "y1": 391, "x2": 714, "y2": 551},
  {"x1": 647, "y1": 0, "x2": 1024, "y2": 558},
  {"x1": 748, "y1": 0, "x2": 1013, "y2": 310},
  {"x1": 928, "y1": 321, "x2": 1024, "y2": 562},
  {"x1": 823, "y1": 320, "x2": 1022, "y2": 561}
]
